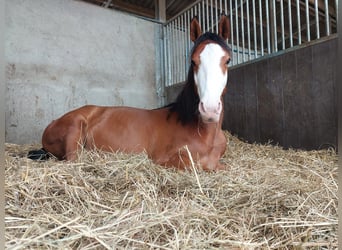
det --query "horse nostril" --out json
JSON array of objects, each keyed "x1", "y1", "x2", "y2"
[
  {"x1": 216, "y1": 101, "x2": 222, "y2": 113},
  {"x1": 199, "y1": 101, "x2": 206, "y2": 113}
]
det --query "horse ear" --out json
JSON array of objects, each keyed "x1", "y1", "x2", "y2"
[
  {"x1": 190, "y1": 16, "x2": 202, "y2": 42},
  {"x1": 218, "y1": 15, "x2": 230, "y2": 40}
]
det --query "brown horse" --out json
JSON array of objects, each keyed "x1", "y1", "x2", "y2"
[{"x1": 28, "y1": 15, "x2": 231, "y2": 171}]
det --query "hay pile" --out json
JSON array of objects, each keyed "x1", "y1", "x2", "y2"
[{"x1": 5, "y1": 132, "x2": 337, "y2": 249}]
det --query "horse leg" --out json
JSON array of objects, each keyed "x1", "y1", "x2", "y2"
[
  {"x1": 42, "y1": 117, "x2": 86, "y2": 161},
  {"x1": 61, "y1": 130, "x2": 83, "y2": 161}
]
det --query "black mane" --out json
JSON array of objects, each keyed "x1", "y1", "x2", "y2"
[{"x1": 167, "y1": 32, "x2": 231, "y2": 125}]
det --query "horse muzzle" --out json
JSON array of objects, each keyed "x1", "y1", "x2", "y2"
[{"x1": 198, "y1": 101, "x2": 222, "y2": 123}]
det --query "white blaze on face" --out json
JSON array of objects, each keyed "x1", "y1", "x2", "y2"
[{"x1": 194, "y1": 43, "x2": 228, "y2": 123}]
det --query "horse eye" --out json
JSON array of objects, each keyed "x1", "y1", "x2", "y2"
[
  {"x1": 191, "y1": 60, "x2": 196, "y2": 66},
  {"x1": 226, "y1": 59, "x2": 231, "y2": 65}
]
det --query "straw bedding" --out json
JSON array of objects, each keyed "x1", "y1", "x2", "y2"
[{"x1": 5, "y1": 131, "x2": 337, "y2": 249}]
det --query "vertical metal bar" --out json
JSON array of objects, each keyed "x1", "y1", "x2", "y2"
[
  {"x1": 184, "y1": 11, "x2": 188, "y2": 77},
  {"x1": 229, "y1": 0, "x2": 234, "y2": 64},
  {"x1": 215, "y1": 0, "x2": 219, "y2": 33},
  {"x1": 271, "y1": 0, "x2": 277, "y2": 52},
  {"x1": 225, "y1": 0, "x2": 228, "y2": 18},
  {"x1": 175, "y1": 20, "x2": 178, "y2": 84},
  {"x1": 266, "y1": 0, "x2": 270, "y2": 54},
  {"x1": 325, "y1": 0, "x2": 330, "y2": 36},
  {"x1": 305, "y1": 0, "x2": 310, "y2": 42},
  {"x1": 179, "y1": 15, "x2": 182, "y2": 83},
  {"x1": 203, "y1": 0, "x2": 206, "y2": 32},
  {"x1": 280, "y1": 0, "x2": 285, "y2": 50},
  {"x1": 190, "y1": 4, "x2": 196, "y2": 18},
  {"x1": 184, "y1": 12, "x2": 186, "y2": 82},
  {"x1": 235, "y1": 0, "x2": 239, "y2": 63},
  {"x1": 296, "y1": 0, "x2": 301, "y2": 45},
  {"x1": 173, "y1": 19, "x2": 176, "y2": 84},
  {"x1": 167, "y1": 25, "x2": 171, "y2": 86},
  {"x1": 188, "y1": 9, "x2": 192, "y2": 55},
  {"x1": 168, "y1": 23, "x2": 171, "y2": 85},
  {"x1": 246, "y1": 0, "x2": 251, "y2": 60},
  {"x1": 169, "y1": 24, "x2": 173, "y2": 86},
  {"x1": 211, "y1": 0, "x2": 214, "y2": 32},
  {"x1": 241, "y1": 0, "x2": 245, "y2": 62},
  {"x1": 252, "y1": 0, "x2": 257, "y2": 59},
  {"x1": 164, "y1": 25, "x2": 168, "y2": 86},
  {"x1": 206, "y1": 0, "x2": 210, "y2": 32},
  {"x1": 171, "y1": 22, "x2": 175, "y2": 85},
  {"x1": 179, "y1": 15, "x2": 182, "y2": 82},
  {"x1": 220, "y1": 0, "x2": 223, "y2": 14},
  {"x1": 181, "y1": 13, "x2": 185, "y2": 82},
  {"x1": 259, "y1": 0, "x2": 264, "y2": 56},
  {"x1": 176, "y1": 17, "x2": 180, "y2": 83},
  {"x1": 288, "y1": 0, "x2": 293, "y2": 47},
  {"x1": 315, "y1": 0, "x2": 320, "y2": 39},
  {"x1": 336, "y1": 0, "x2": 338, "y2": 24}
]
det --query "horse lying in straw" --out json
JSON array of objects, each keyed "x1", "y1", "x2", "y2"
[{"x1": 28, "y1": 15, "x2": 232, "y2": 171}]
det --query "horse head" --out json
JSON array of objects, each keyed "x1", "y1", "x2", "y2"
[{"x1": 190, "y1": 15, "x2": 231, "y2": 123}]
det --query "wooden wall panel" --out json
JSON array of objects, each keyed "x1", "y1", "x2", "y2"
[
  {"x1": 225, "y1": 36, "x2": 337, "y2": 150},
  {"x1": 242, "y1": 63, "x2": 259, "y2": 142},
  {"x1": 165, "y1": 36, "x2": 337, "y2": 150}
]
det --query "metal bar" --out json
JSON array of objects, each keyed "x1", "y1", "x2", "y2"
[
  {"x1": 171, "y1": 21, "x2": 175, "y2": 84},
  {"x1": 235, "y1": 0, "x2": 240, "y2": 63},
  {"x1": 273, "y1": 0, "x2": 277, "y2": 52},
  {"x1": 270, "y1": 0, "x2": 277, "y2": 52},
  {"x1": 203, "y1": 0, "x2": 206, "y2": 32},
  {"x1": 224, "y1": 0, "x2": 228, "y2": 20},
  {"x1": 220, "y1": 0, "x2": 223, "y2": 15},
  {"x1": 315, "y1": 0, "x2": 320, "y2": 39},
  {"x1": 252, "y1": 0, "x2": 257, "y2": 58},
  {"x1": 266, "y1": 0, "x2": 270, "y2": 54},
  {"x1": 259, "y1": 0, "x2": 264, "y2": 56},
  {"x1": 336, "y1": 0, "x2": 338, "y2": 24},
  {"x1": 305, "y1": 0, "x2": 311, "y2": 41},
  {"x1": 188, "y1": 9, "x2": 192, "y2": 55},
  {"x1": 296, "y1": 0, "x2": 301, "y2": 45},
  {"x1": 181, "y1": 13, "x2": 185, "y2": 81},
  {"x1": 195, "y1": 2, "x2": 198, "y2": 18},
  {"x1": 178, "y1": 16, "x2": 182, "y2": 82},
  {"x1": 164, "y1": 25, "x2": 168, "y2": 87},
  {"x1": 206, "y1": 0, "x2": 209, "y2": 32},
  {"x1": 229, "y1": 0, "x2": 234, "y2": 63},
  {"x1": 169, "y1": 24, "x2": 173, "y2": 86},
  {"x1": 168, "y1": 24, "x2": 172, "y2": 86},
  {"x1": 280, "y1": 0, "x2": 285, "y2": 50},
  {"x1": 165, "y1": 24, "x2": 169, "y2": 86},
  {"x1": 241, "y1": 0, "x2": 245, "y2": 62},
  {"x1": 246, "y1": 0, "x2": 251, "y2": 60},
  {"x1": 186, "y1": 12, "x2": 189, "y2": 80},
  {"x1": 211, "y1": 0, "x2": 214, "y2": 32},
  {"x1": 215, "y1": 0, "x2": 219, "y2": 33},
  {"x1": 325, "y1": 0, "x2": 330, "y2": 36},
  {"x1": 176, "y1": 18, "x2": 180, "y2": 83},
  {"x1": 288, "y1": 0, "x2": 293, "y2": 47}
]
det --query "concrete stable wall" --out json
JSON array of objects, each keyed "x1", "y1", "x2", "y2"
[{"x1": 6, "y1": 0, "x2": 158, "y2": 144}]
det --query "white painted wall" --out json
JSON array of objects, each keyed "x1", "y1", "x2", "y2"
[{"x1": 5, "y1": 0, "x2": 158, "y2": 144}]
